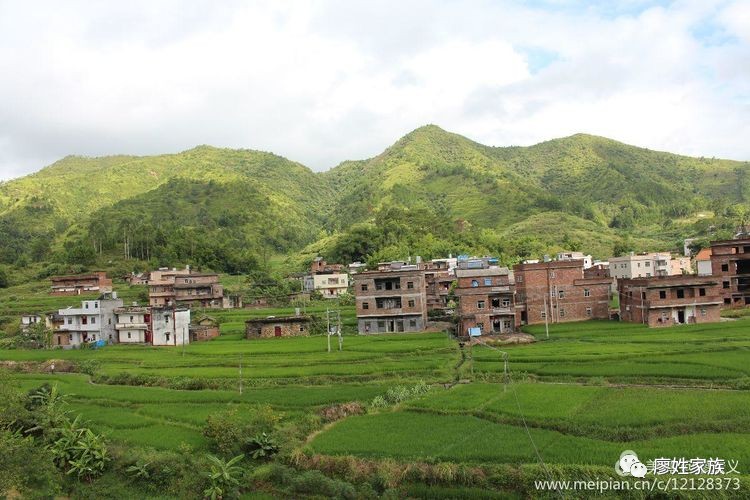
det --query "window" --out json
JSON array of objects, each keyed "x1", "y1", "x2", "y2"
[
  {"x1": 108, "y1": 318, "x2": 111, "y2": 325},
  {"x1": 91, "y1": 317, "x2": 96, "y2": 324},
  {"x1": 362, "y1": 302, "x2": 369, "y2": 310},
  {"x1": 377, "y1": 321, "x2": 385, "y2": 329},
  {"x1": 299, "y1": 326, "x2": 305, "y2": 332},
  {"x1": 361, "y1": 284, "x2": 368, "y2": 291},
  {"x1": 164, "y1": 315, "x2": 170, "y2": 323},
  {"x1": 503, "y1": 320, "x2": 512, "y2": 329},
  {"x1": 502, "y1": 298, "x2": 511, "y2": 307},
  {"x1": 68, "y1": 334, "x2": 72, "y2": 341},
  {"x1": 699, "y1": 288, "x2": 706, "y2": 297},
  {"x1": 166, "y1": 333, "x2": 170, "y2": 342},
  {"x1": 551, "y1": 290, "x2": 556, "y2": 298},
  {"x1": 67, "y1": 318, "x2": 73, "y2": 325},
  {"x1": 676, "y1": 289, "x2": 685, "y2": 299},
  {"x1": 721, "y1": 264, "x2": 729, "y2": 272},
  {"x1": 130, "y1": 316, "x2": 134, "y2": 322},
  {"x1": 550, "y1": 271, "x2": 555, "y2": 278},
  {"x1": 642, "y1": 292, "x2": 646, "y2": 300},
  {"x1": 586, "y1": 307, "x2": 592, "y2": 317},
  {"x1": 723, "y1": 281, "x2": 730, "y2": 289},
  {"x1": 646, "y1": 273, "x2": 651, "y2": 277},
  {"x1": 85, "y1": 303, "x2": 88, "y2": 309},
  {"x1": 700, "y1": 308, "x2": 707, "y2": 316},
  {"x1": 558, "y1": 290, "x2": 565, "y2": 299},
  {"x1": 659, "y1": 290, "x2": 666, "y2": 299},
  {"x1": 540, "y1": 311, "x2": 547, "y2": 319},
  {"x1": 724, "y1": 298, "x2": 731, "y2": 305},
  {"x1": 584, "y1": 288, "x2": 591, "y2": 297},
  {"x1": 517, "y1": 275, "x2": 523, "y2": 282},
  {"x1": 559, "y1": 308, "x2": 566, "y2": 317},
  {"x1": 477, "y1": 300, "x2": 485, "y2": 309},
  {"x1": 94, "y1": 302, "x2": 98, "y2": 308},
  {"x1": 645, "y1": 261, "x2": 650, "y2": 267},
  {"x1": 409, "y1": 320, "x2": 416, "y2": 328},
  {"x1": 484, "y1": 278, "x2": 492, "y2": 286},
  {"x1": 407, "y1": 281, "x2": 414, "y2": 289},
  {"x1": 476, "y1": 322, "x2": 484, "y2": 331},
  {"x1": 127, "y1": 332, "x2": 131, "y2": 339},
  {"x1": 471, "y1": 280, "x2": 479, "y2": 287},
  {"x1": 408, "y1": 299, "x2": 415, "y2": 307}
]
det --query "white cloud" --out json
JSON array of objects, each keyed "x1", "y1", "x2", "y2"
[{"x1": 0, "y1": 0, "x2": 748, "y2": 180}]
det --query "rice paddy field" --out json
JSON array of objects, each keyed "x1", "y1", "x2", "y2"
[{"x1": 2, "y1": 290, "x2": 750, "y2": 498}]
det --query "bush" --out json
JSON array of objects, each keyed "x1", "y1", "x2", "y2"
[
  {"x1": 319, "y1": 402, "x2": 365, "y2": 422},
  {"x1": 203, "y1": 405, "x2": 282, "y2": 457},
  {"x1": 371, "y1": 381, "x2": 430, "y2": 408}
]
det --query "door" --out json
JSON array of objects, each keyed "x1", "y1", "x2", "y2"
[
  {"x1": 677, "y1": 310, "x2": 685, "y2": 324},
  {"x1": 274, "y1": 326, "x2": 282, "y2": 337}
]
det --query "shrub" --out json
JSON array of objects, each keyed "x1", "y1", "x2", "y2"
[
  {"x1": 204, "y1": 454, "x2": 244, "y2": 500},
  {"x1": 319, "y1": 402, "x2": 365, "y2": 422},
  {"x1": 203, "y1": 405, "x2": 282, "y2": 457}
]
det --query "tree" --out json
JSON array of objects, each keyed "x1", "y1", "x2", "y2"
[
  {"x1": 0, "y1": 266, "x2": 8, "y2": 288},
  {"x1": 204, "y1": 454, "x2": 244, "y2": 500}
]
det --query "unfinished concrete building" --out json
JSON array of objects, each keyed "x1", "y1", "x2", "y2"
[{"x1": 710, "y1": 237, "x2": 750, "y2": 307}]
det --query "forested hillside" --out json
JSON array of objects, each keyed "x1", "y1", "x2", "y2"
[{"x1": 1, "y1": 126, "x2": 748, "y2": 280}]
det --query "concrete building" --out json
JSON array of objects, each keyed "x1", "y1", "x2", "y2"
[
  {"x1": 423, "y1": 257, "x2": 458, "y2": 314},
  {"x1": 114, "y1": 306, "x2": 151, "y2": 344},
  {"x1": 54, "y1": 292, "x2": 123, "y2": 348},
  {"x1": 310, "y1": 273, "x2": 349, "y2": 298},
  {"x1": 354, "y1": 268, "x2": 427, "y2": 333},
  {"x1": 619, "y1": 276, "x2": 722, "y2": 327},
  {"x1": 150, "y1": 307, "x2": 190, "y2": 346},
  {"x1": 455, "y1": 266, "x2": 516, "y2": 336},
  {"x1": 149, "y1": 267, "x2": 223, "y2": 308},
  {"x1": 557, "y1": 251, "x2": 593, "y2": 269},
  {"x1": 125, "y1": 272, "x2": 149, "y2": 285},
  {"x1": 311, "y1": 257, "x2": 344, "y2": 274},
  {"x1": 695, "y1": 248, "x2": 713, "y2": 277},
  {"x1": 514, "y1": 260, "x2": 611, "y2": 325},
  {"x1": 50, "y1": 271, "x2": 112, "y2": 296},
  {"x1": 670, "y1": 256, "x2": 692, "y2": 276},
  {"x1": 609, "y1": 253, "x2": 672, "y2": 279},
  {"x1": 245, "y1": 315, "x2": 311, "y2": 339},
  {"x1": 710, "y1": 237, "x2": 750, "y2": 307}
]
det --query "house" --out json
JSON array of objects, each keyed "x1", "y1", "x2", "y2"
[
  {"x1": 54, "y1": 292, "x2": 123, "y2": 348},
  {"x1": 222, "y1": 294, "x2": 243, "y2": 309},
  {"x1": 455, "y1": 264, "x2": 516, "y2": 336},
  {"x1": 190, "y1": 315, "x2": 220, "y2": 342},
  {"x1": 125, "y1": 272, "x2": 149, "y2": 285},
  {"x1": 50, "y1": 271, "x2": 112, "y2": 295},
  {"x1": 20, "y1": 314, "x2": 43, "y2": 332},
  {"x1": 354, "y1": 267, "x2": 427, "y2": 333},
  {"x1": 148, "y1": 267, "x2": 224, "y2": 308},
  {"x1": 114, "y1": 306, "x2": 151, "y2": 344},
  {"x1": 695, "y1": 248, "x2": 713, "y2": 276},
  {"x1": 609, "y1": 253, "x2": 672, "y2": 279},
  {"x1": 514, "y1": 260, "x2": 611, "y2": 325},
  {"x1": 618, "y1": 276, "x2": 722, "y2": 327},
  {"x1": 311, "y1": 257, "x2": 344, "y2": 275},
  {"x1": 584, "y1": 263, "x2": 610, "y2": 279},
  {"x1": 709, "y1": 236, "x2": 750, "y2": 307},
  {"x1": 305, "y1": 258, "x2": 349, "y2": 298},
  {"x1": 150, "y1": 307, "x2": 190, "y2": 346},
  {"x1": 670, "y1": 256, "x2": 692, "y2": 275},
  {"x1": 556, "y1": 251, "x2": 593, "y2": 269},
  {"x1": 245, "y1": 315, "x2": 311, "y2": 339}
]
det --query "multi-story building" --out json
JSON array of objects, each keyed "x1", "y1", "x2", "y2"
[
  {"x1": 54, "y1": 292, "x2": 123, "y2": 348},
  {"x1": 354, "y1": 268, "x2": 427, "y2": 333},
  {"x1": 424, "y1": 257, "x2": 458, "y2": 313},
  {"x1": 50, "y1": 271, "x2": 112, "y2": 296},
  {"x1": 148, "y1": 267, "x2": 223, "y2": 308},
  {"x1": 695, "y1": 248, "x2": 713, "y2": 276},
  {"x1": 514, "y1": 260, "x2": 611, "y2": 325},
  {"x1": 609, "y1": 253, "x2": 672, "y2": 279},
  {"x1": 150, "y1": 307, "x2": 190, "y2": 346},
  {"x1": 304, "y1": 257, "x2": 349, "y2": 298},
  {"x1": 710, "y1": 236, "x2": 750, "y2": 307},
  {"x1": 114, "y1": 306, "x2": 151, "y2": 344},
  {"x1": 618, "y1": 276, "x2": 722, "y2": 327},
  {"x1": 455, "y1": 265, "x2": 516, "y2": 336}
]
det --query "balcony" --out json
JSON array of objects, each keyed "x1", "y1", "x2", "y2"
[
  {"x1": 491, "y1": 307, "x2": 514, "y2": 315},
  {"x1": 116, "y1": 323, "x2": 148, "y2": 330}
]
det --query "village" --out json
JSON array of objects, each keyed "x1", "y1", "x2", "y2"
[{"x1": 17, "y1": 231, "x2": 750, "y2": 348}]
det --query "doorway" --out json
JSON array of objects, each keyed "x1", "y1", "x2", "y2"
[
  {"x1": 677, "y1": 310, "x2": 685, "y2": 324},
  {"x1": 274, "y1": 326, "x2": 282, "y2": 337}
]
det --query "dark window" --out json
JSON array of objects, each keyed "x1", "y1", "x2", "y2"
[
  {"x1": 492, "y1": 298, "x2": 500, "y2": 307},
  {"x1": 724, "y1": 298, "x2": 731, "y2": 304},
  {"x1": 676, "y1": 289, "x2": 685, "y2": 299},
  {"x1": 409, "y1": 320, "x2": 416, "y2": 328},
  {"x1": 559, "y1": 308, "x2": 566, "y2": 317},
  {"x1": 361, "y1": 284, "x2": 368, "y2": 291},
  {"x1": 362, "y1": 302, "x2": 369, "y2": 310},
  {"x1": 584, "y1": 288, "x2": 590, "y2": 297},
  {"x1": 558, "y1": 290, "x2": 565, "y2": 299},
  {"x1": 721, "y1": 264, "x2": 729, "y2": 272},
  {"x1": 407, "y1": 281, "x2": 414, "y2": 289},
  {"x1": 471, "y1": 280, "x2": 478, "y2": 287},
  {"x1": 723, "y1": 281, "x2": 730, "y2": 289},
  {"x1": 699, "y1": 288, "x2": 706, "y2": 296},
  {"x1": 477, "y1": 300, "x2": 485, "y2": 309},
  {"x1": 408, "y1": 299, "x2": 415, "y2": 307},
  {"x1": 659, "y1": 290, "x2": 666, "y2": 299}
]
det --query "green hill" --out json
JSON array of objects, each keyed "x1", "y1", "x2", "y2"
[{"x1": 1, "y1": 126, "x2": 748, "y2": 275}]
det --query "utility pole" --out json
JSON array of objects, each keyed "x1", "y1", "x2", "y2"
[
  {"x1": 239, "y1": 352, "x2": 243, "y2": 395},
  {"x1": 327, "y1": 309, "x2": 331, "y2": 353},
  {"x1": 182, "y1": 326, "x2": 186, "y2": 357}
]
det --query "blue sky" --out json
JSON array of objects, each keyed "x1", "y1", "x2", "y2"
[{"x1": 0, "y1": 0, "x2": 748, "y2": 180}]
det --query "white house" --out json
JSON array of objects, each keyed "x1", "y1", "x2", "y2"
[
  {"x1": 556, "y1": 251, "x2": 593, "y2": 269},
  {"x1": 55, "y1": 293, "x2": 123, "y2": 348},
  {"x1": 311, "y1": 273, "x2": 349, "y2": 298},
  {"x1": 151, "y1": 307, "x2": 190, "y2": 346},
  {"x1": 609, "y1": 253, "x2": 672, "y2": 279},
  {"x1": 20, "y1": 314, "x2": 43, "y2": 332},
  {"x1": 114, "y1": 306, "x2": 151, "y2": 344}
]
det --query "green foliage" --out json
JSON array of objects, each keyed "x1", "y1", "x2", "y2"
[
  {"x1": 49, "y1": 416, "x2": 110, "y2": 480},
  {"x1": 202, "y1": 405, "x2": 282, "y2": 457},
  {"x1": 0, "y1": 265, "x2": 9, "y2": 288},
  {"x1": 204, "y1": 453, "x2": 244, "y2": 500},
  {"x1": 246, "y1": 431, "x2": 280, "y2": 460},
  {"x1": 371, "y1": 381, "x2": 430, "y2": 408}
]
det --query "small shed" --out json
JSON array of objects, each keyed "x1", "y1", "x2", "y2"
[
  {"x1": 245, "y1": 315, "x2": 311, "y2": 339},
  {"x1": 190, "y1": 315, "x2": 220, "y2": 342}
]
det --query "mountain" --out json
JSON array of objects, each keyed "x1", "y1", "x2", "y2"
[{"x1": 1, "y1": 126, "x2": 748, "y2": 273}]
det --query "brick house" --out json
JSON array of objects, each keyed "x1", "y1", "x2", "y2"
[
  {"x1": 50, "y1": 271, "x2": 112, "y2": 296},
  {"x1": 709, "y1": 237, "x2": 750, "y2": 307},
  {"x1": 190, "y1": 315, "x2": 220, "y2": 341},
  {"x1": 618, "y1": 276, "x2": 722, "y2": 327},
  {"x1": 148, "y1": 267, "x2": 224, "y2": 308},
  {"x1": 354, "y1": 268, "x2": 427, "y2": 333},
  {"x1": 514, "y1": 260, "x2": 611, "y2": 325},
  {"x1": 455, "y1": 266, "x2": 516, "y2": 336},
  {"x1": 245, "y1": 315, "x2": 311, "y2": 339}
]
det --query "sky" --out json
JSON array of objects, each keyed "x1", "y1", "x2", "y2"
[{"x1": 0, "y1": 0, "x2": 748, "y2": 180}]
